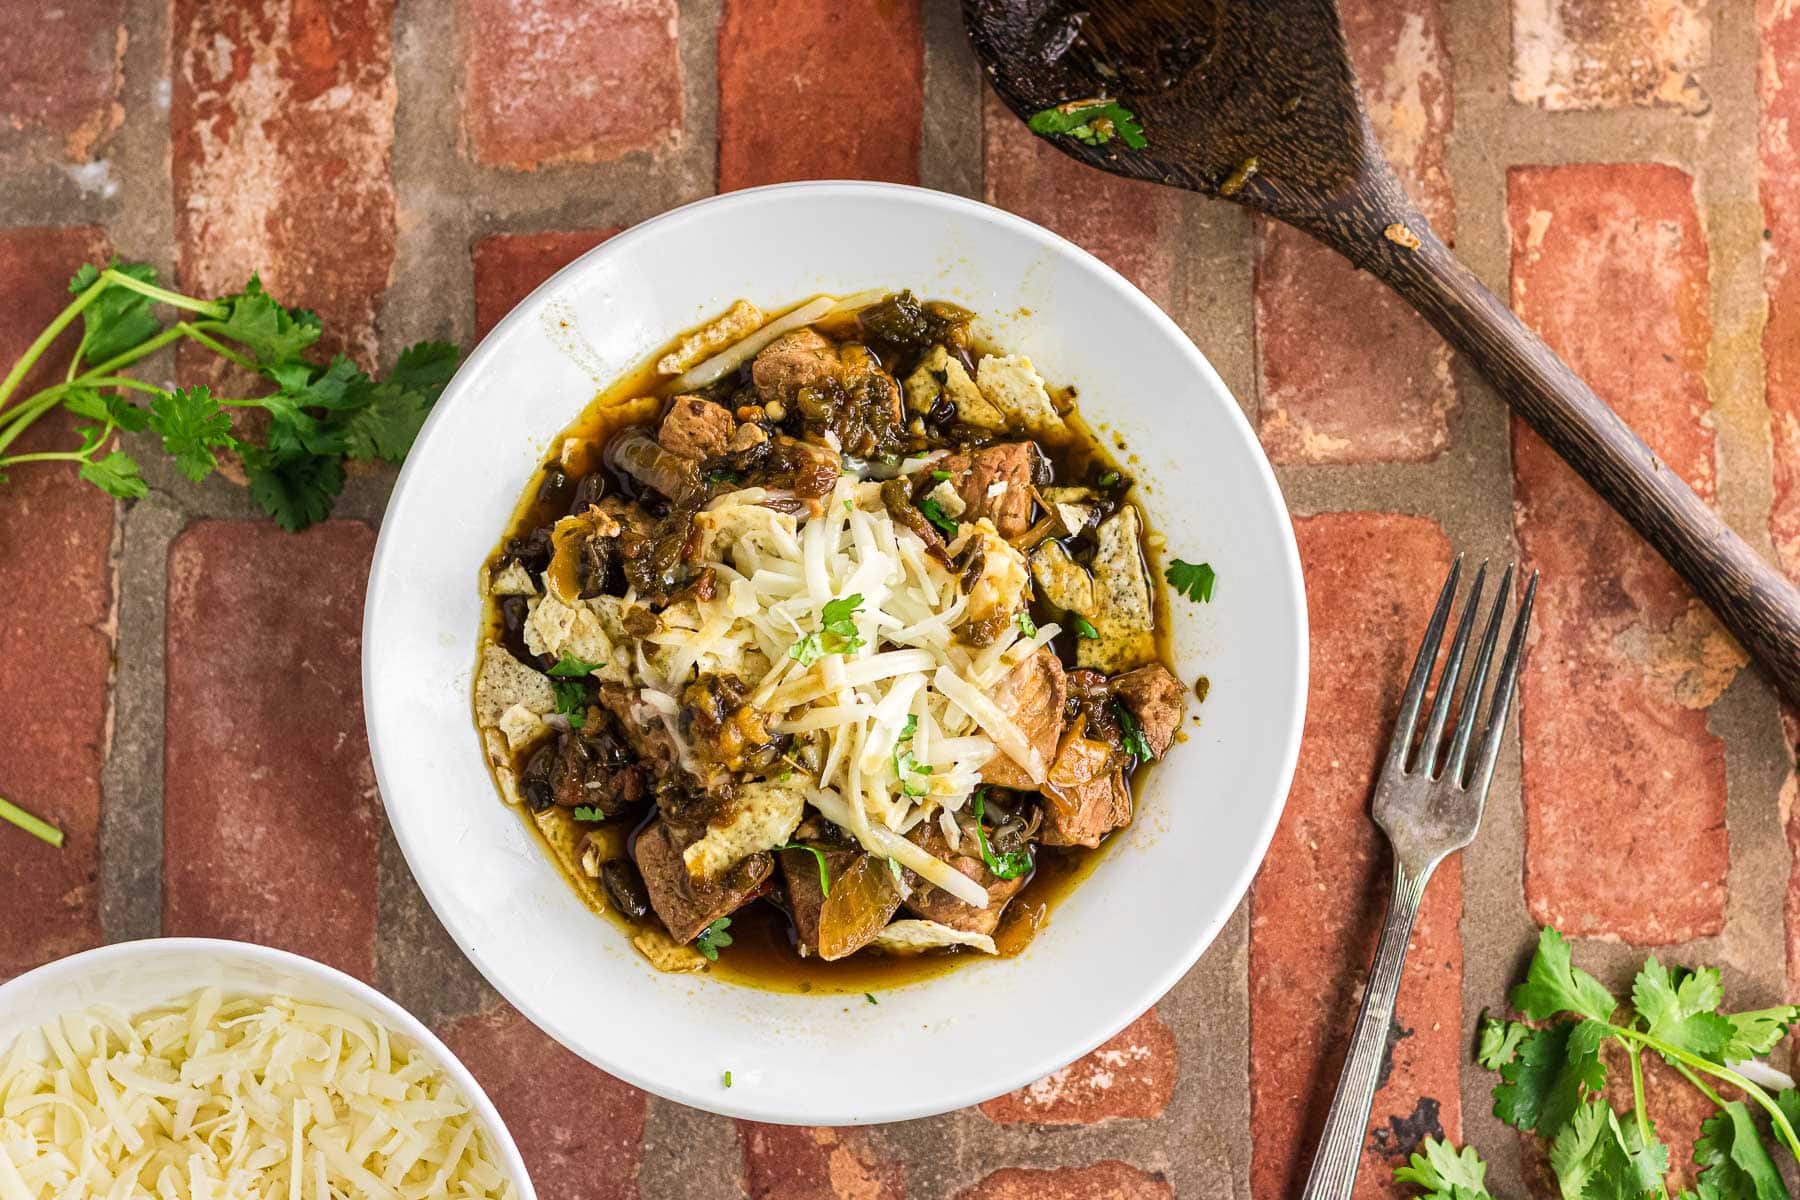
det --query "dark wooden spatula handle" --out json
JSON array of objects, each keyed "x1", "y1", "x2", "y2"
[{"x1": 1319, "y1": 208, "x2": 1800, "y2": 705}]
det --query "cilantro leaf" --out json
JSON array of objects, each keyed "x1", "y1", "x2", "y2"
[
  {"x1": 149, "y1": 386, "x2": 237, "y2": 482},
  {"x1": 571, "y1": 806, "x2": 605, "y2": 822},
  {"x1": 788, "y1": 632, "x2": 823, "y2": 667},
  {"x1": 1116, "y1": 702, "x2": 1154, "y2": 761},
  {"x1": 918, "y1": 497, "x2": 959, "y2": 536},
  {"x1": 1723, "y1": 1007, "x2": 1800, "y2": 1062},
  {"x1": 547, "y1": 654, "x2": 600, "y2": 678},
  {"x1": 1392, "y1": 1137, "x2": 1495, "y2": 1200},
  {"x1": 266, "y1": 354, "x2": 367, "y2": 411},
  {"x1": 1633, "y1": 957, "x2": 1735, "y2": 1061},
  {"x1": 1493, "y1": 1018, "x2": 1608, "y2": 1137},
  {"x1": 779, "y1": 843, "x2": 831, "y2": 897},
  {"x1": 244, "y1": 449, "x2": 344, "y2": 532},
  {"x1": 553, "y1": 678, "x2": 589, "y2": 719},
  {"x1": 210, "y1": 275, "x2": 321, "y2": 366},
  {"x1": 78, "y1": 450, "x2": 147, "y2": 499},
  {"x1": 1475, "y1": 1013, "x2": 1530, "y2": 1070},
  {"x1": 1693, "y1": 1101, "x2": 1788, "y2": 1200},
  {"x1": 1016, "y1": 610, "x2": 1037, "y2": 638},
  {"x1": 693, "y1": 917, "x2": 733, "y2": 961},
  {"x1": 1027, "y1": 99, "x2": 1147, "y2": 149},
  {"x1": 385, "y1": 340, "x2": 458, "y2": 400},
  {"x1": 71, "y1": 260, "x2": 164, "y2": 367},
  {"x1": 930, "y1": 469, "x2": 952, "y2": 481},
  {"x1": 1550, "y1": 1101, "x2": 1665, "y2": 1200},
  {"x1": 1511, "y1": 927, "x2": 1618, "y2": 1022},
  {"x1": 821, "y1": 594, "x2": 864, "y2": 652},
  {"x1": 1166, "y1": 558, "x2": 1216, "y2": 604},
  {"x1": 342, "y1": 382, "x2": 431, "y2": 462},
  {"x1": 969, "y1": 788, "x2": 1032, "y2": 881},
  {"x1": 1072, "y1": 613, "x2": 1100, "y2": 639}
]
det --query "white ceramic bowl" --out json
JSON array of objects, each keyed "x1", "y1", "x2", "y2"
[
  {"x1": 0, "y1": 938, "x2": 534, "y2": 1196},
  {"x1": 364, "y1": 181, "x2": 1307, "y2": 1125}
]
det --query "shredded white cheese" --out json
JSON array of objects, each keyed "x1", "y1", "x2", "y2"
[{"x1": 0, "y1": 991, "x2": 515, "y2": 1200}]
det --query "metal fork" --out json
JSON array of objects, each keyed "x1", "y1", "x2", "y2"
[{"x1": 1299, "y1": 557, "x2": 1539, "y2": 1200}]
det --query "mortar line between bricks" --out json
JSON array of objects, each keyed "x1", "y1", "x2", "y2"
[{"x1": 920, "y1": 0, "x2": 983, "y2": 199}]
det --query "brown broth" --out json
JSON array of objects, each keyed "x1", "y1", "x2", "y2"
[{"x1": 476, "y1": 295, "x2": 1168, "y2": 994}]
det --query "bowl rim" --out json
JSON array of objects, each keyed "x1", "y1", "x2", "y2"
[
  {"x1": 0, "y1": 936, "x2": 536, "y2": 1196},
  {"x1": 364, "y1": 179, "x2": 1308, "y2": 1123}
]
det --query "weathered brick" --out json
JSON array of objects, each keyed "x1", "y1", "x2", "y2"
[
  {"x1": 0, "y1": 227, "x2": 114, "y2": 980},
  {"x1": 955, "y1": 1161, "x2": 1172, "y2": 1200},
  {"x1": 983, "y1": 91, "x2": 1178, "y2": 306},
  {"x1": 1764, "y1": 0, "x2": 1800, "y2": 581},
  {"x1": 1507, "y1": 164, "x2": 1732, "y2": 944},
  {"x1": 1252, "y1": 513, "x2": 1461, "y2": 1199},
  {"x1": 472, "y1": 229, "x2": 623, "y2": 342},
  {"x1": 1255, "y1": 0, "x2": 1455, "y2": 465},
  {"x1": 441, "y1": 1002, "x2": 647, "y2": 1200},
  {"x1": 163, "y1": 520, "x2": 381, "y2": 978},
  {"x1": 0, "y1": 0, "x2": 125, "y2": 159},
  {"x1": 977, "y1": 1008, "x2": 1176, "y2": 1125},
  {"x1": 1511, "y1": 0, "x2": 1709, "y2": 112},
  {"x1": 739, "y1": 1122, "x2": 903, "y2": 1200},
  {"x1": 463, "y1": 0, "x2": 680, "y2": 170},
  {"x1": 718, "y1": 0, "x2": 922, "y2": 190},
  {"x1": 172, "y1": 0, "x2": 397, "y2": 367}
]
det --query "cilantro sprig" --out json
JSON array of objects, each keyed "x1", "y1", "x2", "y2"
[
  {"x1": 1394, "y1": 927, "x2": 1800, "y2": 1200},
  {"x1": 693, "y1": 917, "x2": 733, "y2": 962},
  {"x1": 789, "y1": 594, "x2": 866, "y2": 667},
  {"x1": 0, "y1": 260, "x2": 457, "y2": 529},
  {"x1": 1166, "y1": 558, "x2": 1216, "y2": 604},
  {"x1": 1115, "y1": 702, "x2": 1154, "y2": 762},
  {"x1": 892, "y1": 713, "x2": 931, "y2": 798},
  {"x1": 918, "y1": 496, "x2": 959, "y2": 537},
  {"x1": 969, "y1": 788, "x2": 1032, "y2": 881},
  {"x1": 1027, "y1": 99, "x2": 1147, "y2": 149},
  {"x1": 779, "y1": 842, "x2": 832, "y2": 897}
]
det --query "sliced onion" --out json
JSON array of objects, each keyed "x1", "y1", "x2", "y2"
[{"x1": 670, "y1": 295, "x2": 837, "y2": 392}]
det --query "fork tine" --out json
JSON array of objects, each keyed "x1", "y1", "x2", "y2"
[
  {"x1": 1419, "y1": 561, "x2": 1487, "y2": 778},
  {"x1": 1387, "y1": 556, "x2": 1462, "y2": 772},
  {"x1": 1468, "y1": 570, "x2": 1539, "y2": 797},
  {"x1": 1445, "y1": 563, "x2": 1514, "y2": 786}
]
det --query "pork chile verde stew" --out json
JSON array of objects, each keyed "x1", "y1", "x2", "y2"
[{"x1": 473, "y1": 290, "x2": 1205, "y2": 991}]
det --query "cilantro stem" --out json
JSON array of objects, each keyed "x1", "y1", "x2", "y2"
[
  {"x1": 0, "y1": 274, "x2": 106, "y2": 412},
  {"x1": 78, "y1": 324, "x2": 184, "y2": 380},
  {"x1": 0, "y1": 795, "x2": 63, "y2": 848},
  {"x1": 178, "y1": 322, "x2": 257, "y2": 371},
  {"x1": 0, "y1": 391, "x2": 65, "y2": 459},
  {"x1": 0, "y1": 450, "x2": 90, "y2": 467},
  {"x1": 65, "y1": 329, "x2": 88, "y2": 384},
  {"x1": 1610, "y1": 1024, "x2": 1800, "y2": 1162},
  {"x1": 99, "y1": 268, "x2": 228, "y2": 319},
  {"x1": 1672, "y1": 1060, "x2": 1727, "y2": 1107},
  {"x1": 1624, "y1": 1044, "x2": 1667, "y2": 1199}
]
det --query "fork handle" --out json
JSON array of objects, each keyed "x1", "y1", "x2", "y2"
[{"x1": 1299, "y1": 857, "x2": 1429, "y2": 1200}]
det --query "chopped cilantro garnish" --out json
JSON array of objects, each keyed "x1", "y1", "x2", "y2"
[
  {"x1": 1027, "y1": 99, "x2": 1147, "y2": 149},
  {"x1": 930, "y1": 469, "x2": 952, "y2": 481},
  {"x1": 900, "y1": 714, "x2": 918, "y2": 741},
  {"x1": 1098, "y1": 470, "x2": 1121, "y2": 488},
  {"x1": 779, "y1": 842, "x2": 832, "y2": 896},
  {"x1": 918, "y1": 497, "x2": 959, "y2": 536},
  {"x1": 1016, "y1": 610, "x2": 1038, "y2": 638},
  {"x1": 788, "y1": 632, "x2": 823, "y2": 667},
  {"x1": 694, "y1": 917, "x2": 733, "y2": 961},
  {"x1": 553, "y1": 678, "x2": 589, "y2": 719},
  {"x1": 893, "y1": 715, "x2": 931, "y2": 797},
  {"x1": 547, "y1": 654, "x2": 601, "y2": 678},
  {"x1": 1116, "y1": 702, "x2": 1154, "y2": 762},
  {"x1": 571, "y1": 806, "x2": 605, "y2": 822},
  {"x1": 844, "y1": 499, "x2": 853, "y2": 514},
  {"x1": 1166, "y1": 558, "x2": 1216, "y2": 603},
  {"x1": 722, "y1": 1070, "x2": 732, "y2": 1088},
  {"x1": 886, "y1": 856, "x2": 904, "y2": 883},
  {"x1": 1072, "y1": 614, "x2": 1100, "y2": 639},
  {"x1": 865, "y1": 993, "x2": 878, "y2": 1005},
  {"x1": 706, "y1": 467, "x2": 740, "y2": 484},
  {"x1": 969, "y1": 788, "x2": 1033, "y2": 881}
]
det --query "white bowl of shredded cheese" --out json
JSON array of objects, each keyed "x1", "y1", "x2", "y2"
[
  {"x1": 0, "y1": 939, "x2": 533, "y2": 1199},
  {"x1": 365, "y1": 181, "x2": 1309, "y2": 1125}
]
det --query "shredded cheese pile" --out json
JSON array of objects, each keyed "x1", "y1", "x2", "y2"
[
  {"x1": 629, "y1": 472, "x2": 1058, "y2": 905},
  {"x1": 0, "y1": 990, "x2": 515, "y2": 1200}
]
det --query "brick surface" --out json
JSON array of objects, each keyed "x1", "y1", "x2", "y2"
[
  {"x1": 1764, "y1": 0, "x2": 1800, "y2": 581},
  {"x1": 718, "y1": 0, "x2": 922, "y2": 190},
  {"x1": 463, "y1": 0, "x2": 680, "y2": 171},
  {"x1": 1507, "y1": 164, "x2": 1732, "y2": 944},
  {"x1": 0, "y1": 0, "x2": 125, "y2": 159},
  {"x1": 0, "y1": 227, "x2": 114, "y2": 980},
  {"x1": 982, "y1": 91, "x2": 1179, "y2": 306},
  {"x1": 954, "y1": 1161, "x2": 1172, "y2": 1200},
  {"x1": 739, "y1": 1123, "x2": 903, "y2": 1200},
  {"x1": 163, "y1": 520, "x2": 382, "y2": 978},
  {"x1": 977, "y1": 1008, "x2": 1176, "y2": 1125},
  {"x1": 1255, "y1": 0, "x2": 1456, "y2": 465},
  {"x1": 472, "y1": 229, "x2": 623, "y2": 341},
  {"x1": 1511, "y1": 0, "x2": 1709, "y2": 112},
  {"x1": 1251, "y1": 513, "x2": 1461, "y2": 1200},
  {"x1": 172, "y1": 0, "x2": 397, "y2": 366},
  {"x1": 442, "y1": 1002, "x2": 647, "y2": 1200}
]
